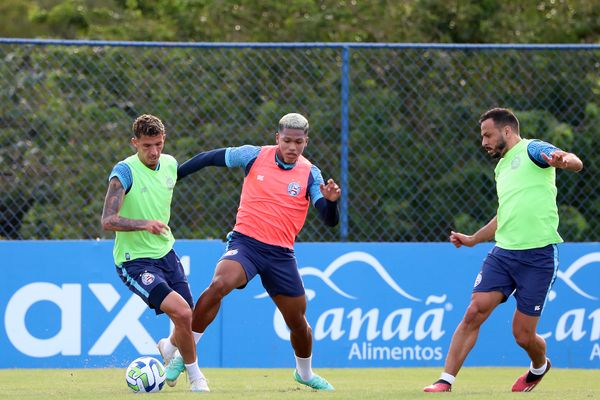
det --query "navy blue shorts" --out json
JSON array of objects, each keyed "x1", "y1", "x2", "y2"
[
  {"x1": 473, "y1": 244, "x2": 559, "y2": 316},
  {"x1": 116, "y1": 249, "x2": 194, "y2": 315},
  {"x1": 220, "y1": 231, "x2": 305, "y2": 298}
]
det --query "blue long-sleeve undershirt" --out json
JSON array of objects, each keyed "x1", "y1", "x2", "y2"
[{"x1": 177, "y1": 148, "x2": 227, "y2": 179}]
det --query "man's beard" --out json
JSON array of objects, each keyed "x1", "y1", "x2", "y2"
[{"x1": 490, "y1": 138, "x2": 506, "y2": 158}]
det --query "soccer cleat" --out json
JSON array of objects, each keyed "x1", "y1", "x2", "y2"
[
  {"x1": 512, "y1": 359, "x2": 551, "y2": 392},
  {"x1": 157, "y1": 338, "x2": 176, "y2": 365},
  {"x1": 165, "y1": 355, "x2": 185, "y2": 387},
  {"x1": 293, "y1": 370, "x2": 335, "y2": 391},
  {"x1": 190, "y1": 377, "x2": 210, "y2": 392},
  {"x1": 423, "y1": 380, "x2": 452, "y2": 392}
]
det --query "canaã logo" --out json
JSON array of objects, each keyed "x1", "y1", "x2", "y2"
[{"x1": 255, "y1": 251, "x2": 448, "y2": 362}]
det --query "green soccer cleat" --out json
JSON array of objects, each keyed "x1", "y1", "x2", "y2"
[
  {"x1": 165, "y1": 355, "x2": 185, "y2": 387},
  {"x1": 293, "y1": 370, "x2": 335, "y2": 391}
]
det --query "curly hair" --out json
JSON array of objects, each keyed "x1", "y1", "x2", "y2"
[{"x1": 132, "y1": 114, "x2": 165, "y2": 138}]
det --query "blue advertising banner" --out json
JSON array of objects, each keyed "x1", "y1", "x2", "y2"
[{"x1": 1, "y1": 241, "x2": 599, "y2": 369}]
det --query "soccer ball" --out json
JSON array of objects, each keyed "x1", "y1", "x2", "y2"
[{"x1": 125, "y1": 356, "x2": 166, "y2": 393}]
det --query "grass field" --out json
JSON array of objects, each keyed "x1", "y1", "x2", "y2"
[{"x1": 1, "y1": 367, "x2": 598, "y2": 400}]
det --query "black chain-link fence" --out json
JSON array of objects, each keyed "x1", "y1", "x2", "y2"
[{"x1": 1, "y1": 40, "x2": 598, "y2": 242}]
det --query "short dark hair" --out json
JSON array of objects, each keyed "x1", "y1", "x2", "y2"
[
  {"x1": 132, "y1": 114, "x2": 165, "y2": 138},
  {"x1": 479, "y1": 107, "x2": 519, "y2": 133}
]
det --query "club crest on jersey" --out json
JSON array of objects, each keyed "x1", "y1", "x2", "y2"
[
  {"x1": 473, "y1": 272, "x2": 482, "y2": 288},
  {"x1": 287, "y1": 181, "x2": 301, "y2": 197},
  {"x1": 511, "y1": 155, "x2": 521, "y2": 169},
  {"x1": 141, "y1": 272, "x2": 155, "y2": 285},
  {"x1": 166, "y1": 177, "x2": 175, "y2": 189}
]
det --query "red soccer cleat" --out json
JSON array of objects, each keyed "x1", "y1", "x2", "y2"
[
  {"x1": 423, "y1": 381, "x2": 452, "y2": 392},
  {"x1": 511, "y1": 359, "x2": 551, "y2": 392}
]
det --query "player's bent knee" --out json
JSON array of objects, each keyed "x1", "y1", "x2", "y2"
[
  {"x1": 207, "y1": 277, "x2": 236, "y2": 298},
  {"x1": 285, "y1": 317, "x2": 310, "y2": 333},
  {"x1": 514, "y1": 332, "x2": 536, "y2": 349},
  {"x1": 169, "y1": 306, "x2": 193, "y2": 326},
  {"x1": 463, "y1": 305, "x2": 487, "y2": 327}
]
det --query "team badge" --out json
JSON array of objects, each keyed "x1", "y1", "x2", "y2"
[
  {"x1": 473, "y1": 272, "x2": 482, "y2": 288},
  {"x1": 511, "y1": 155, "x2": 521, "y2": 169},
  {"x1": 141, "y1": 272, "x2": 155, "y2": 285},
  {"x1": 165, "y1": 177, "x2": 175, "y2": 189},
  {"x1": 287, "y1": 181, "x2": 301, "y2": 197}
]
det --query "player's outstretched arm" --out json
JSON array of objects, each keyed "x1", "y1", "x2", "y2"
[
  {"x1": 177, "y1": 148, "x2": 227, "y2": 180},
  {"x1": 101, "y1": 177, "x2": 169, "y2": 235},
  {"x1": 450, "y1": 215, "x2": 497, "y2": 248},
  {"x1": 541, "y1": 150, "x2": 583, "y2": 172}
]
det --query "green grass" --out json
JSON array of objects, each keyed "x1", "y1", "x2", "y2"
[{"x1": 1, "y1": 367, "x2": 598, "y2": 400}]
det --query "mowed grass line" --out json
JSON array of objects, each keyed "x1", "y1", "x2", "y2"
[{"x1": 0, "y1": 367, "x2": 598, "y2": 400}]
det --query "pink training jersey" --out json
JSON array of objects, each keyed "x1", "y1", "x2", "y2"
[{"x1": 233, "y1": 145, "x2": 313, "y2": 249}]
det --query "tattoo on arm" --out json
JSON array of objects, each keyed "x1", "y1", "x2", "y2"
[
  {"x1": 102, "y1": 179, "x2": 124, "y2": 221},
  {"x1": 101, "y1": 178, "x2": 147, "y2": 231}
]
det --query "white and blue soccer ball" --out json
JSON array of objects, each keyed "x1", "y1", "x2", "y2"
[{"x1": 125, "y1": 356, "x2": 166, "y2": 393}]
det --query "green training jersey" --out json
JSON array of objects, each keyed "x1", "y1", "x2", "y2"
[
  {"x1": 113, "y1": 153, "x2": 177, "y2": 265},
  {"x1": 494, "y1": 139, "x2": 563, "y2": 250}
]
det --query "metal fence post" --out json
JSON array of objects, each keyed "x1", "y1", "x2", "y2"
[{"x1": 340, "y1": 45, "x2": 350, "y2": 240}]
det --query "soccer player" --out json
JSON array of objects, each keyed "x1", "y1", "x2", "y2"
[
  {"x1": 169, "y1": 112, "x2": 340, "y2": 390},
  {"x1": 424, "y1": 108, "x2": 583, "y2": 393},
  {"x1": 101, "y1": 114, "x2": 209, "y2": 392}
]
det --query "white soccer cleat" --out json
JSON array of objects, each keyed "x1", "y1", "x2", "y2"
[
  {"x1": 157, "y1": 338, "x2": 176, "y2": 365},
  {"x1": 190, "y1": 377, "x2": 211, "y2": 392}
]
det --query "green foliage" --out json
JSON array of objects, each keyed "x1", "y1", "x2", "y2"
[
  {"x1": 0, "y1": 0, "x2": 44, "y2": 38},
  {"x1": 1, "y1": 0, "x2": 599, "y2": 43}
]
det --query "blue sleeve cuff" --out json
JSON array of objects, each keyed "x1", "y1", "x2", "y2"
[
  {"x1": 527, "y1": 140, "x2": 559, "y2": 168},
  {"x1": 308, "y1": 165, "x2": 325, "y2": 206},
  {"x1": 108, "y1": 162, "x2": 132, "y2": 192}
]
